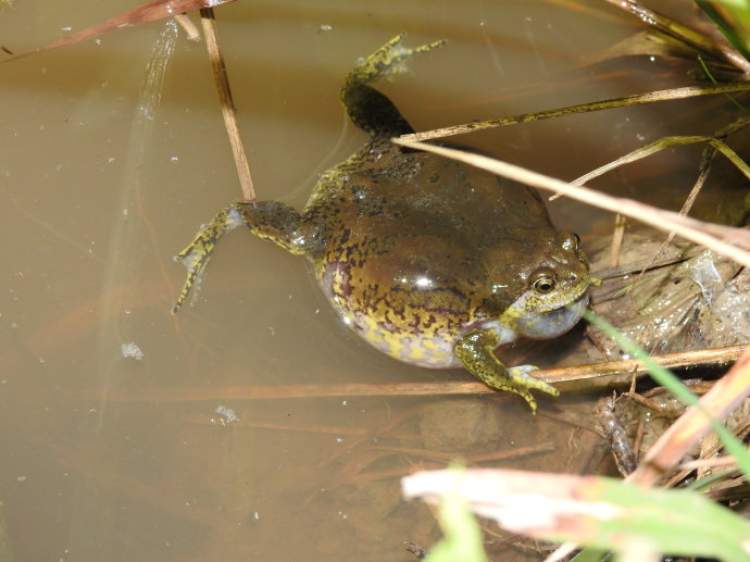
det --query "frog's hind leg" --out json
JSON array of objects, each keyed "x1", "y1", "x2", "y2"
[
  {"x1": 172, "y1": 201, "x2": 307, "y2": 313},
  {"x1": 342, "y1": 35, "x2": 444, "y2": 136}
]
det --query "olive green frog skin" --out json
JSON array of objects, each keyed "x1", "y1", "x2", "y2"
[{"x1": 174, "y1": 36, "x2": 591, "y2": 412}]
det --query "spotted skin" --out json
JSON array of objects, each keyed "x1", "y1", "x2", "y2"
[{"x1": 174, "y1": 36, "x2": 591, "y2": 412}]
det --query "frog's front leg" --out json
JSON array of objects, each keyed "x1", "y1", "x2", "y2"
[
  {"x1": 173, "y1": 201, "x2": 311, "y2": 313},
  {"x1": 453, "y1": 329, "x2": 559, "y2": 413}
]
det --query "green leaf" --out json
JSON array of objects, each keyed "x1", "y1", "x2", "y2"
[
  {"x1": 589, "y1": 479, "x2": 750, "y2": 562},
  {"x1": 425, "y1": 486, "x2": 489, "y2": 562},
  {"x1": 570, "y1": 547, "x2": 610, "y2": 562},
  {"x1": 696, "y1": 0, "x2": 750, "y2": 61}
]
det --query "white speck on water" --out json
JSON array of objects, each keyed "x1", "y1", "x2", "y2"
[
  {"x1": 95, "y1": 38, "x2": 102, "y2": 46},
  {"x1": 341, "y1": 400, "x2": 348, "y2": 406},
  {"x1": 319, "y1": 24, "x2": 333, "y2": 32},
  {"x1": 636, "y1": 133, "x2": 646, "y2": 141},
  {"x1": 288, "y1": 294, "x2": 293, "y2": 300},
  {"x1": 314, "y1": 308, "x2": 320, "y2": 314},
  {"x1": 252, "y1": 511, "x2": 260, "y2": 520},
  {"x1": 16, "y1": 475, "x2": 27, "y2": 483},
  {"x1": 170, "y1": 155, "x2": 179, "y2": 162},
  {"x1": 107, "y1": 157, "x2": 116, "y2": 163},
  {"x1": 268, "y1": 326, "x2": 276, "y2": 336},
  {"x1": 121, "y1": 342, "x2": 144, "y2": 360},
  {"x1": 479, "y1": 20, "x2": 486, "y2": 27},
  {"x1": 336, "y1": 437, "x2": 344, "y2": 443},
  {"x1": 649, "y1": 56, "x2": 656, "y2": 62},
  {"x1": 215, "y1": 405, "x2": 240, "y2": 424},
  {"x1": 338, "y1": 511, "x2": 348, "y2": 520},
  {"x1": 122, "y1": 208, "x2": 128, "y2": 217},
  {"x1": 38, "y1": 357, "x2": 45, "y2": 364},
  {"x1": 61, "y1": 26, "x2": 72, "y2": 32}
]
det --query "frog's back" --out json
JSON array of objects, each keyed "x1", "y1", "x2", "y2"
[{"x1": 305, "y1": 140, "x2": 558, "y2": 367}]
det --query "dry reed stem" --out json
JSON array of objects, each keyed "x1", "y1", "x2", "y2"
[
  {"x1": 173, "y1": 14, "x2": 200, "y2": 41},
  {"x1": 398, "y1": 82, "x2": 750, "y2": 143},
  {"x1": 391, "y1": 139, "x2": 750, "y2": 268},
  {"x1": 200, "y1": 8, "x2": 256, "y2": 201},
  {"x1": 679, "y1": 455, "x2": 737, "y2": 471},
  {"x1": 610, "y1": 213, "x2": 627, "y2": 267},
  {"x1": 93, "y1": 345, "x2": 744, "y2": 402}
]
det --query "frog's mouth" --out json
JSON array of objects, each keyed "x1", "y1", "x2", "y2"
[{"x1": 515, "y1": 290, "x2": 590, "y2": 340}]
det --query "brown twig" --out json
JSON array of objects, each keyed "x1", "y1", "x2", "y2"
[
  {"x1": 173, "y1": 14, "x2": 200, "y2": 41},
  {"x1": 371, "y1": 442, "x2": 555, "y2": 464},
  {"x1": 609, "y1": 214, "x2": 627, "y2": 268},
  {"x1": 200, "y1": 7, "x2": 256, "y2": 201},
  {"x1": 90, "y1": 345, "x2": 745, "y2": 402}
]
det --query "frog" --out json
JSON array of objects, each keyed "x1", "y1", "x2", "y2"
[{"x1": 173, "y1": 35, "x2": 591, "y2": 412}]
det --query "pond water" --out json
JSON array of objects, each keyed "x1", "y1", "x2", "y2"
[{"x1": 0, "y1": 1, "x2": 748, "y2": 561}]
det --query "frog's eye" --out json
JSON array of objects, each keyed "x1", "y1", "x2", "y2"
[
  {"x1": 562, "y1": 233, "x2": 580, "y2": 251},
  {"x1": 532, "y1": 273, "x2": 556, "y2": 294}
]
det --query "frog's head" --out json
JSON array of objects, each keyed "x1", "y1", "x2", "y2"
[{"x1": 498, "y1": 231, "x2": 591, "y2": 340}]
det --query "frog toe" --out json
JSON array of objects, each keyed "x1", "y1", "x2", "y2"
[
  {"x1": 508, "y1": 364, "x2": 559, "y2": 397},
  {"x1": 358, "y1": 35, "x2": 445, "y2": 82}
]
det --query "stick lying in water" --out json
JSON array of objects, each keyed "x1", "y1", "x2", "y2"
[{"x1": 92, "y1": 345, "x2": 745, "y2": 402}]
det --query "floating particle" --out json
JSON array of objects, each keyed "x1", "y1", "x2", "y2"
[{"x1": 121, "y1": 342, "x2": 144, "y2": 360}]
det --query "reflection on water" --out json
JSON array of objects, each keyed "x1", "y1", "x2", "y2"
[
  {"x1": 95, "y1": 19, "x2": 178, "y2": 413},
  {"x1": 0, "y1": 1, "x2": 747, "y2": 561}
]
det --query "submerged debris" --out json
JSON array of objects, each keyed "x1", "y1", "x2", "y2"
[
  {"x1": 587, "y1": 230, "x2": 750, "y2": 359},
  {"x1": 120, "y1": 341, "x2": 144, "y2": 361},
  {"x1": 213, "y1": 404, "x2": 240, "y2": 425}
]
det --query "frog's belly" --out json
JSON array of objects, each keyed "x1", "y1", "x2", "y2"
[
  {"x1": 346, "y1": 307, "x2": 459, "y2": 368},
  {"x1": 317, "y1": 269, "x2": 460, "y2": 369}
]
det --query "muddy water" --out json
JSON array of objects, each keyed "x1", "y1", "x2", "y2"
[{"x1": 1, "y1": 1, "x2": 748, "y2": 561}]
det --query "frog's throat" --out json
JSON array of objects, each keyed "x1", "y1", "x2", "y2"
[{"x1": 491, "y1": 284, "x2": 590, "y2": 343}]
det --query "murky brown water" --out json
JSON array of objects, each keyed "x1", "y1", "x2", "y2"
[{"x1": 1, "y1": 1, "x2": 749, "y2": 561}]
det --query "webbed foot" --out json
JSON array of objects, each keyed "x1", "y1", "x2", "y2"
[
  {"x1": 454, "y1": 329, "x2": 559, "y2": 413},
  {"x1": 173, "y1": 205, "x2": 245, "y2": 313},
  {"x1": 172, "y1": 201, "x2": 307, "y2": 313},
  {"x1": 352, "y1": 34, "x2": 445, "y2": 84},
  {"x1": 342, "y1": 35, "x2": 445, "y2": 136}
]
